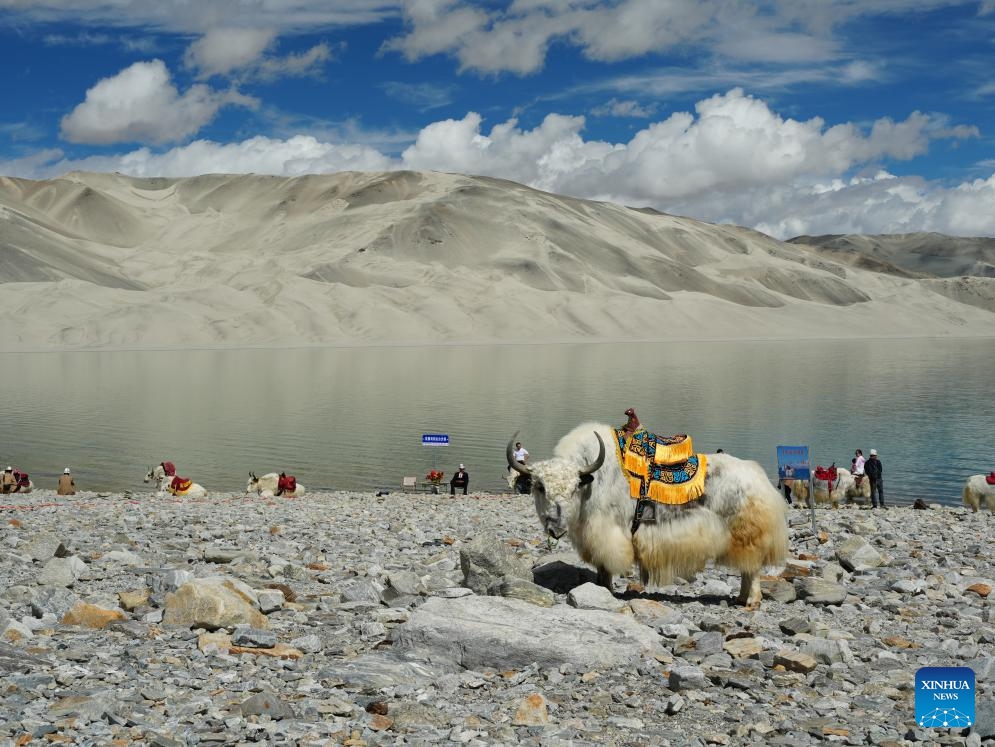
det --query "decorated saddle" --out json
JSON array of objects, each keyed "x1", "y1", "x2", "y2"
[
  {"x1": 161, "y1": 461, "x2": 176, "y2": 477},
  {"x1": 814, "y1": 465, "x2": 838, "y2": 485},
  {"x1": 169, "y1": 475, "x2": 193, "y2": 495},
  {"x1": 986, "y1": 472, "x2": 995, "y2": 486},
  {"x1": 613, "y1": 426, "x2": 707, "y2": 505}
]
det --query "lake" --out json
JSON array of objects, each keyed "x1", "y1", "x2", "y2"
[{"x1": 1, "y1": 339, "x2": 991, "y2": 505}]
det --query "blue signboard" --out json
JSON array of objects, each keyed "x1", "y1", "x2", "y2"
[
  {"x1": 422, "y1": 433, "x2": 450, "y2": 446},
  {"x1": 776, "y1": 445, "x2": 811, "y2": 481}
]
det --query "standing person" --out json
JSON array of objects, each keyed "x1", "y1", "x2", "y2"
[
  {"x1": 778, "y1": 464, "x2": 794, "y2": 504},
  {"x1": 57, "y1": 468, "x2": 76, "y2": 496},
  {"x1": 1, "y1": 466, "x2": 15, "y2": 494},
  {"x1": 852, "y1": 449, "x2": 866, "y2": 488},
  {"x1": 865, "y1": 449, "x2": 885, "y2": 508},
  {"x1": 450, "y1": 464, "x2": 469, "y2": 496},
  {"x1": 511, "y1": 442, "x2": 531, "y2": 495}
]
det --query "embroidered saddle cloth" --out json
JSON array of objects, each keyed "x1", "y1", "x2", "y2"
[
  {"x1": 613, "y1": 427, "x2": 707, "y2": 505},
  {"x1": 814, "y1": 466, "x2": 838, "y2": 484},
  {"x1": 986, "y1": 472, "x2": 995, "y2": 486},
  {"x1": 169, "y1": 476, "x2": 193, "y2": 494}
]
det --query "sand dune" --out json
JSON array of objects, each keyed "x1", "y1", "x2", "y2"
[
  {"x1": 1, "y1": 171, "x2": 994, "y2": 351},
  {"x1": 789, "y1": 232, "x2": 995, "y2": 279}
]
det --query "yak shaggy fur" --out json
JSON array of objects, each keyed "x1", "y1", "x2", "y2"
[
  {"x1": 963, "y1": 475, "x2": 995, "y2": 513},
  {"x1": 246, "y1": 472, "x2": 306, "y2": 499},
  {"x1": 526, "y1": 422, "x2": 788, "y2": 608}
]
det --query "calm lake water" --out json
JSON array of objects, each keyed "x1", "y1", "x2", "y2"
[{"x1": 1, "y1": 339, "x2": 992, "y2": 505}]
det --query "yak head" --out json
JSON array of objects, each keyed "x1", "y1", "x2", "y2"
[
  {"x1": 507, "y1": 432, "x2": 605, "y2": 539},
  {"x1": 246, "y1": 471, "x2": 260, "y2": 493}
]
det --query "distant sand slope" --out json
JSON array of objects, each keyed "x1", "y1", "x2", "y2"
[
  {"x1": 1, "y1": 171, "x2": 994, "y2": 351},
  {"x1": 789, "y1": 232, "x2": 995, "y2": 279}
]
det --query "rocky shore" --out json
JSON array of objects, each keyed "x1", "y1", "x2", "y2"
[{"x1": 1, "y1": 490, "x2": 993, "y2": 746}]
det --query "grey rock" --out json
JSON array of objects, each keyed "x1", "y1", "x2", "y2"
[
  {"x1": 23, "y1": 534, "x2": 70, "y2": 561},
  {"x1": 489, "y1": 576, "x2": 556, "y2": 607},
  {"x1": 386, "y1": 570, "x2": 426, "y2": 597},
  {"x1": 339, "y1": 578, "x2": 383, "y2": 605},
  {"x1": 836, "y1": 536, "x2": 883, "y2": 571},
  {"x1": 460, "y1": 535, "x2": 532, "y2": 594},
  {"x1": 35, "y1": 555, "x2": 88, "y2": 587},
  {"x1": 392, "y1": 596, "x2": 662, "y2": 670},
  {"x1": 669, "y1": 665, "x2": 709, "y2": 690},
  {"x1": 317, "y1": 654, "x2": 441, "y2": 689},
  {"x1": 256, "y1": 588, "x2": 284, "y2": 613},
  {"x1": 778, "y1": 617, "x2": 811, "y2": 636},
  {"x1": 566, "y1": 582, "x2": 623, "y2": 611},
  {"x1": 795, "y1": 577, "x2": 847, "y2": 605},
  {"x1": 240, "y1": 691, "x2": 295, "y2": 720},
  {"x1": 973, "y1": 700, "x2": 995, "y2": 739},
  {"x1": 232, "y1": 627, "x2": 277, "y2": 648},
  {"x1": 30, "y1": 587, "x2": 79, "y2": 619},
  {"x1": 0, "y1": 641, "x2": 51, "y2": 674}
]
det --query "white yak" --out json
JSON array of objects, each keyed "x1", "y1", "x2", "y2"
[
  {"x1": 143, "y1": 464, "x2": 207, "y2": 498},
  {"x1": 963, "y1": 474, "x2": 995, "y2": 512},
  {"x1": 246, "y1": 472, "x2": 306, "y2": 498},
  {"x1": 508, "y1": 423, "x2": 788, "y2": 609}
]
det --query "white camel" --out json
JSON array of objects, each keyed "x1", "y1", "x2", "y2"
[
  {"x1": 508, "y1": 424, "x2": 788, "y2": 609},
  {"x1": 963, "y1": 475, "x2": 995, "y2": 512},
  {"x1": 246, "y1": 472, "x2": 306, "y2": 498}
]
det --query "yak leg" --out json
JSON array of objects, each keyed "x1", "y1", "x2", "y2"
[
  {"x1": 596, "y1": 566, "x2": 613, "y2": 589},
  {"x1": 738, "y1": 572, "x2": 762, "y2": 611}
]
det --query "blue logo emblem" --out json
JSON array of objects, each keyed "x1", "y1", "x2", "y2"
[{"x1": 916, "y1": 667, "x2": 975, "y2": 728}]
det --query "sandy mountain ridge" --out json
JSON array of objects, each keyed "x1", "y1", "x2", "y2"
[{"x1": 1, "y1": 170, "x2": 994, "y2": 352}]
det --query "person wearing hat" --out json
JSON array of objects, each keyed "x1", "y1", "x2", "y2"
[
  {"x1": 57, "y1": 467, "x2": 76, "y2": 496},
  {"x1": 450, "y1": 463, "x2": 470, "y2": 496},
  {"x1": 865, "y1": 449, "x2": 885, "y2": 509},
  {"x1": 1, "y1": 466, "x2": 15, "y2": 494}
]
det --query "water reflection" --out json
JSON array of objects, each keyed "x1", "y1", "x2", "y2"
[{"x1": 1, "y1": 339, "x2": 991, "y2": 505}]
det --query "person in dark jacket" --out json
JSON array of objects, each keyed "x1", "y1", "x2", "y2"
[
  {"x1": 450, "y1": 464, "x2": 469, "y2": 495},
  {"x1": 865, "y1": 449, "x2": 885, "y2": 509}
]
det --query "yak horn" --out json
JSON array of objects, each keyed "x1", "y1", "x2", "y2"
[
  {"x1": 506, "y1": 432, "x2": 531, "y2": 476},
  {"x1": 578, "y1": 432, "x2": 606, "y2": 477}
]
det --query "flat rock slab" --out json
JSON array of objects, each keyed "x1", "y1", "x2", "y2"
[
  {"x1": 391, "y1": 595, "x2": 662, "y2": 670},
  {"x1": 0, "y1": 642, "x2": 51, "y2": 674}
]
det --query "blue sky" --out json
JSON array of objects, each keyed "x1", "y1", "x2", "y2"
[{"x1": 2, "y1": 0, "x2": 995, "y2": 238}]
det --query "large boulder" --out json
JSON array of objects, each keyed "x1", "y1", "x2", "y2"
[
  {"x1": 391, "y1": 596, "x2": 663, "y2": 670},
  {"x1": 460, "y1": 536, "x2": 532, "y2": 594},
  {"x1": 163, "y1": 578, "x2": 267, "y2": 630}
]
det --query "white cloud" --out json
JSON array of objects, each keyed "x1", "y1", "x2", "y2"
[
  {"x1": 184, "y1": 28, "x2": 277, "y2": 78},
  {"x1": 0, "y1": 1, "x2": 399, "y2": 34},
  {"x1": 60, "y1": 60, "x2": 258, "y2": 145},
  {"x1": 380, "y1": 81, "x2": 456, "y2": 110},
  {"x1": 255, "y1": 43, "x2": 333, "y2": 81},
  {"x1": 183, "y1": 29, "x2": 332, "y2": 81},
  {"x1": 385, "y1": 0, "x2": 838, "y2": 74},
  {"x1": 9, "y1": 87, "x2": 989, "y2": 238},
  {"x1": 591, "y1": 98, "x2": 655, "y2": 118},
  {"x1": 8, "y1": 135, "x2": 393, "y2": 178}
]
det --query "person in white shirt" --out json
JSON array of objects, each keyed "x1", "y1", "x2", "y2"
[
  {"x1": 853, "y1": 449, "x2": 866, "y2": 487},
  {"x1": 513, "y1": 442, "x2": 529, "y2": 464}
]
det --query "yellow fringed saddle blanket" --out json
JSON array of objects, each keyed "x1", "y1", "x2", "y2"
[
  {"x1": 613, "y1": 427, "x2": 707, "y2": 505},
  {"x1": 168, "y1": 476, "x2": 193, "y2": 495}
]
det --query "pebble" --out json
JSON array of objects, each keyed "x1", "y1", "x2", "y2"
[{"x1": 0, "y1": 490, "x2": 993, "y2": 745}]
